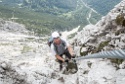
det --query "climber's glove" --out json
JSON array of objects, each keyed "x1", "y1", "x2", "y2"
[
  {"x1": 72, "y1": 54, "x2": 76, "y2": 58},
  {"x1": 65, "y1": 59, "x2": 69, "y2": 63}
]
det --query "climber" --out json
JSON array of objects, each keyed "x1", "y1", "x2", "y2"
[{"x1": 50, "y1": 31, "x2": 75, "y2": 71}]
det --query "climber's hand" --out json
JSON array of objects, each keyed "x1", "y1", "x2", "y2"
[{"x1": 65, "y1": 59, "x2": 69, "y2": 63}]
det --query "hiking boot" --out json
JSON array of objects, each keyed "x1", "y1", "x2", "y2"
[{"x1": 60, "y1": 64, "x2": 63, "y2": 71}]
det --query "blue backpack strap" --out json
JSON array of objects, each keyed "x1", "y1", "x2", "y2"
[{"x1": 61, "y1": 39, "x2": 66, "y2": 47}]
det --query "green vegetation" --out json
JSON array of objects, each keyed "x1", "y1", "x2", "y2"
[
  {"x1": 63, "y1": 61, "x2": 78, "y2": 74},
  {"x1": 0, "y1": 0, "x2": 102, "y2": 36},
  {"x1": 96, "y1": 41, "x2": 110, "y2": 52},
  {"x1": 82, "y1": 0, "x2": 122, "y2": 15},
  {"x1": 80, "y1": 50, "x2": 88, "y2": 56},
  {"x1": 21, "y1": 45, "x2": 33, "y2": 53},
  {"x1": 0, "y1": 5, "x2": 75, "y2": 36},
  {"x1": 80, "y1": 44, "x2": 88, "y2": 56},
  {"x1": 122, "y1": 19, "x2": 125, "y2": 27},
  {"x1": 109, "y1": 58, "x2": 124, "y2": 70},
  {"x1": 80, "y1": 41, "x2": 110, "y2": 56},
  {"x1": 89, "y1": 11, "x2": 101, "y2": 24},
  {"x1": 115, "y1": 14, "x2": 125, "y2": 27},
  {"x1": 115, "y1": 14, "x2": 125, "y2": 25},
  {"x1": 68, "y1": 33, "x2": 76, "y2": 39},
  {"x1": 0, "y1": 43, "x2": 12, "y2": 46},
  {"x1": 110, "y1": 59, "x2": 124, "y2": 65},
  {"x1": 115, "y1": 29, "x2": 125, "y2": 35},
  {"x1": 0, "y1": 0, "x2": 121, "y2": 36}
]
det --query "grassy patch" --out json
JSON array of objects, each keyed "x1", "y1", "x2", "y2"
[
  {"x1": 0, "y1": 43, "x2": 13, "y2": 46},
  {"x1": 21, "y1": 45, "x2": 33, "y2": 53},
  {"x1": 109, "y1": 58, "x2": 124, "y2": 70},
  {"x1": 80, "y1": 44, "x2": 88, "y2": 56},
  {"x1": 68, "y1": 33, "x2": 76, "y2": 39},
  {"x1": 115, "y1": 14, "x2": 125, "y2": 26},
  {"x1": 95, "y1": 41, "x2": 110, "y2": 52}
]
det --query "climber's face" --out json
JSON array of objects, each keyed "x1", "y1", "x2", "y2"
[{"x1": 53, "y1": 37, "x2": 61, "y2": 45}]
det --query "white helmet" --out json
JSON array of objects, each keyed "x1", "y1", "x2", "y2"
[{"x1": 51, "y1": 31, "x2": 60, "y2": 38}]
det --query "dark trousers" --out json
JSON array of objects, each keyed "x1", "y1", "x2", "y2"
[{"x1": 58, "y1": 48, "x2": 72, "y2": 65}]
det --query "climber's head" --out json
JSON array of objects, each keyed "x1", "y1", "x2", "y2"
[{"x1": 51, "y1": 31, "x2": 61, "y2": 44}]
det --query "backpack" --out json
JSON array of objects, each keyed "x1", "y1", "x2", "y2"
[{"x1": 47, "y1": 37, "x2": 53, "y2": 47}]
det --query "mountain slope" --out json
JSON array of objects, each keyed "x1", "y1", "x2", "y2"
[
  {"x1": 0, "y1": 0, "x2": 121, "y2": 36},
  {"x1": 82, "y1": 0, "x2": 122, "y2": 15},
  {"x1": 0, "y1": 0, "x2": 102, "y2": 36},
  {"x1": 0, "y1": 0, "x2": 125, "y2": 84},
  {"x1": 73, "y1": 0, "x2": 125, "y2": 56},
  {"x1": 72, "y1": 0, "x2": 125, "y2": 83}
]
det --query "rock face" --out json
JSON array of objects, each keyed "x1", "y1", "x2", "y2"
[
  {"x1": 0, "y1": 0, "x2": 125, "y2": 84},
  {"x1": 0, "y1": 59, "x2": 28, "y2": 84},
  {"x1": 72, "y1": 0, "x2": 125, "y2": 84},
  {"x1": 0, "y1": 25, "x2": 56, "y2": 84},
  {"x1": 0, "y1": 19, "x2": 28, "y2": 34},
  {"x1": 73, "y1": 0, "x2": 125, "y2": 56}
]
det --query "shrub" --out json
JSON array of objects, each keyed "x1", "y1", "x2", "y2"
[{"x1": 115, "y1": 14, "x2": 125, "y2": 26}]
